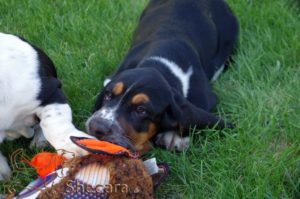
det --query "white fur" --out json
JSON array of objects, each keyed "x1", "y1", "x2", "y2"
[
  {"x1": 155, "y1": 131, "x2": 190, "y2": 151},
  {"x1": 0, "y1": 33, "x2": 93, "y2": 180},
  {"x1": 0, "y1": 152, "x2": 11, "y2": 181},
  {"x1": 98, "y1": 107, "x2": 116, "y2": 122},
  {"x1": 86, "y1": 83, "x2": 141, "y2": 132},
  {"x1": 0, "y1": 33, "x2": 42, "y2": 180},
  {"x1": 85, "y1": 106, "x2": 117, "y2": 133},
  {"x1": 36, "y1": 103, "x2": 94, "y2": 159},
  {"x1": 0, "y1": 33, "x2": 41, "y2": 133},
  {"x1": 148, "y1": 56, "x2": 193, "y2": 97},
  {"x1": 103, "y1": 78, "x2": 111, "y2": 86},
  {"x1": 211, "y1": 64, "x2": 225, "y2": 81}
]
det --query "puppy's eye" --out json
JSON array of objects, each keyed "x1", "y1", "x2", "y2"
[
  {"x1": 103, "y1": 91, "x2": 112, "y2": 102},
  {"x1": 136, "y1": 105, "x2": 148, "y2": 115}
]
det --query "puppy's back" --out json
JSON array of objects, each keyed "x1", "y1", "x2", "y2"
[{"x1": 0, "y1": 33, "x2": 41, "y2": 130}]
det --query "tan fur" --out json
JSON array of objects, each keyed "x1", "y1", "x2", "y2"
[
  {"x1": 118, "y1": 117, "x2": 157, "y2": 153},
  {"x1": 112, "y1": 82, "x2": 124, "y2": 96},
  {"x1": 131, "y1": 93, "x2": 149, "y2": 104},
  {"x1": 129, "y1": 123, "x2": 156, "y2": 153}
]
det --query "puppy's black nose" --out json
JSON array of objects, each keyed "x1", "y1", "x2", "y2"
[{"x1": 88, "y1": 118, "x2": 111, "y2": 136}]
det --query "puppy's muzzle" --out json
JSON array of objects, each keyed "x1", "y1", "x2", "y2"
[
  {"x1": 86, "y1": 117, "x2": 133, "y2": 150},
  {"x1": 88, "y1": 117, "x2": 112, "y2": 136}
]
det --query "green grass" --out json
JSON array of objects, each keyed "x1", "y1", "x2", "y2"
[{"x1": 0, "y1": 0, "x2": 300, "y2": 198}]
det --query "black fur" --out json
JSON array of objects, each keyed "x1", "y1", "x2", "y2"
[
  {"x1": 35, "y1": 47, "x2": 67, "y2": 106},
  {"x1": 17, "y1": 35, "x2": 67, "y2": 106},
  {"x1": 91, "y1": 0, "x2": 239, "y2": 149}
]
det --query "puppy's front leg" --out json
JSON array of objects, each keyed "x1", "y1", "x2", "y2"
[
  {"x1": 30, "y1": 125, "x2": 48, "y2": 149},
  {"x1": 36, "y1": 103, "x2": 94, "y2": 159}
]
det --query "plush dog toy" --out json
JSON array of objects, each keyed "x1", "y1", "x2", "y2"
[{"x1": 11, "y1": 137, "x2": 168, "y2": 199}]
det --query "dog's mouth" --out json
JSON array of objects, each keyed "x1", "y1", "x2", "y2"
[
  {"x1": 86, "y1": 118, "x2": 135, "y2": 151},
  {"x1": 85, "y1": 117, "x2": 147, "y2": 153},
  {"x1": 93, "y1": 134, "x2": 135, "y2": 152}
]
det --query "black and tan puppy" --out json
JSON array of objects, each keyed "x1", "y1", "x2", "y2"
[{"x1": 86, "y1": 0, "x2": 239, "y2": 153}]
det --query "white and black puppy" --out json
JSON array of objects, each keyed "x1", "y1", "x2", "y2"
[
  {"x1": 86, "y1": 0, "x2": 239, "y2": 153},
  {"x1": 0, "y1": 33, "x2": 92, "y2": 181}
]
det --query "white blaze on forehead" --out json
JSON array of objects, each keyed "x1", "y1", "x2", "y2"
[
  {"x1": 86, "y1": 106, "x2": 119, "y2": 134},
  {"x1": 148, "y1": 56, "x2": 193, "y2": 98},
  {"x1": 97, "y1": 106, "x2": 117, "y2": 122},
  {"x1": 86, "y1": 82, "x2": 139, "y2": 131}
]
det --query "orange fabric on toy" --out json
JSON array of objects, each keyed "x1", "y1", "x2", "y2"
[
  {"x1": 77, "y1": 139, "x2": 131, "y2": 154},
  {"x1": 28, "y1": 152, "x2": 65, "y2": 178},
  {"x1": 28, "y1": 138, "x2": 137, "y2": 178}
]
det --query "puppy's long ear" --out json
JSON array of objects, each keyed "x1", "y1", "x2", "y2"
[{"x1": 160, "y1": 90, "x2": 228, "y2": 134}]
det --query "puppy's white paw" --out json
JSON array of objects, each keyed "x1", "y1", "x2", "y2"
[
  {"x1": 30, "y1": 125, "x2": 49, "y2": 149},
  {"x1": 37, "y1": 103, "x2": 95, "y2": 159},
  {"x1": 155, "y1": 131, "x2": 190, "y2": 151},
  {"x1": 54, "y1": 130, "x2": 95, "y2": 160},
  {"x1": 0, "y1": 152, "x2": 11, "y2": 181}
]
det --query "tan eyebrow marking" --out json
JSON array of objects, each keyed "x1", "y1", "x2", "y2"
[
  {"x1": 112, "y1": 82, "x2": 124, "y2": 96},
  {"x1": 131, "y1": 93, "x2": 150, "y2": 104}
]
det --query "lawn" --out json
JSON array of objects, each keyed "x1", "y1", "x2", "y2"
[{"x1": 0, "y1": 0, "x2": 300, "y2": 198}]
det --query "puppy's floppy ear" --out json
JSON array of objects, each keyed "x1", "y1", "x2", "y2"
[{"x1": 160, "y1": 89, "x2": 229, "y2": 134}]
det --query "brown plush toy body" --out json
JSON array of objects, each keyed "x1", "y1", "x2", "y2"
[
  {"x1": 39, "y1": 155, "x2": 153, "y2": 199},
  {"x1": 13, "y1": 137, "x2": 168, "y2": 199}
]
